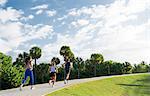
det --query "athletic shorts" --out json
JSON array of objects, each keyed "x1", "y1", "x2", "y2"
[
  {"x1": 65, "y1": 69, "x2": 71, "y2": 75},
  {"x1": 50, "y1": 72, "x2": 56, "y2": 77}
]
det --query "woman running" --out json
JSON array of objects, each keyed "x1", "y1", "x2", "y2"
[
  {"x1": 49, "y1": 58, "x2": 58, "y2": 87},
  {"x1": 49, "y1": 62, "x2": 57, "y2": 87},
  {"x1": 20, "y1": 56, "x2": 34, "y2": 90}
]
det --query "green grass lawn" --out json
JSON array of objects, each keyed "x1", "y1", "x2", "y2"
[{"x1": 46, "y1": 74, "x2": 150, "y2": 96}]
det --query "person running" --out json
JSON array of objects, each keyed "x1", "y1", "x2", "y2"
[
  {"x1": 49, "y1": 60, "x2": 57, "y2": 87},
  {"x1": 20, "y1": 56, "x2": 34, "y2": 90},
  {"x1": 64, "y1": 56, "x2": 72, "y2": 84}
]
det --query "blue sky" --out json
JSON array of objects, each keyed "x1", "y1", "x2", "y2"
[{"x1": 0, "y1": 0, "x2": 150, "y2": 64}]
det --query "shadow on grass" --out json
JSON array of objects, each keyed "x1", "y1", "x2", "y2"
[
  {"x1": 118, "y1": 84, "x2": 150, "y2": 87},
  {"x1": 117, "y1": 75, "x2": 150, "y2": 96}
]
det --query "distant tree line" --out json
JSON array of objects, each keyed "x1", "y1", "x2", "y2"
[{"x1": 0, "y1": 46, "x2": 150, "y2": 90}]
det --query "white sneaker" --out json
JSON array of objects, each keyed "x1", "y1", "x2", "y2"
[
  {"x1": 31, "y1": 86, "x2": 35, "y2": 90},
  {"x1": 20, "y1": 85, "x2": 23, "y2": 91},
  {"x1": 64, "y1": 79, "x2": 67, "y2": 84}
]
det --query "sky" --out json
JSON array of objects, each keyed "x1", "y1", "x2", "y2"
[{"x1": 0, "y1": 0, "x2": 150, "y2": 64}]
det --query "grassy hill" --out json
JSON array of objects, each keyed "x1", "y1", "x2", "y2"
[{"x1": 46, "y1": 73, "x2": 150, "y2": 96}]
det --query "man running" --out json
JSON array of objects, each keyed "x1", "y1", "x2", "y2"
[
  {"x1": 64, "y1": 56, "x2": 72, "y2": 84},
  {"x1": 20, "y1": 56, "x2": 34, "y2": 90}
]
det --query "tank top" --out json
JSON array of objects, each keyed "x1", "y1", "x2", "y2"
[
  {"x1": 65, "y1": 62, "x2": 71, "y2": 70},
  {"x1": 25, "y1": 61, "x2": 33, "y2": 70},
  {"x1": 50, "y1": 66, "x2": 56, "y2": 73}
]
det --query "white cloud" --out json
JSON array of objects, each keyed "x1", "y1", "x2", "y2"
[
  {"x1": 0, "y1": 0, "x2": 7, "y2": 6},
  {"x1": 46, "y1": 10, "x2": 56, "y2": 17},
  {"x1": 123, "y1": 0, "x2": 150, "y2": 15},
  {"x1": 31, "y1": 4, "x2": 57, "y2": 16},
  {"x1": 13, "y1": 49, "x2": 24, "y2": 54},
  {"x1": 0, "y1": 7, "x2": 23, "y2": 23},
  {"x1": 36, "y1": 10, "x2": 43, "y2": 15},
  {"x1": 21, "y1": 14, "x2": 34, "y2": 21},
  {"x1": 71, "y1": 19, "x2": 89, "y2": 27},
  {"x1": 41, "y1": 0, "x2": 150, "y2": 64},
  {"x1": 0, "y1": 22, "x2": 24, "y2": 52},
  {"x1": 29, "y1": 25, "x2": 53, "y2": 39},
  {"x1": 77, "y1": 19, "x2": 89, "y2": 26},
  {"x1": 31, "y1": 4, "x2": 48, "y2": 10},
  {"x1": 0, "y1": 3, "x2": 55, "y2": 59},
  {"x1": 0, "y1": 18, "x2": 53, "y2": 54},
  {"x1": 0, "y1": 39, "x2": 12, "y2": 53},
  {"x1": 25, "y1": 25, "x2": 53, "y2": 40},
  {"x1": 31, "y1": 4, "x2": 49, "y2": 15},
  {"x1": 28, "y1": 15, "x2": 34, "y2": 19}
]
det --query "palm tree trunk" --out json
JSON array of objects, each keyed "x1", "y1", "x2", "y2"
[
  {"x1": 108, "y1": 65, "x2": 110, "y2": 75},
  {"x1": 94, "y1": 64, "x2": 96, "y2": 77},
  {"x1": 34, "y1": 59, "x2": 37, "y2": 84},
  {"x1": 63, "y1": 62, "x2": 66, "y2": 80},
  {"x1": 78, "y1": 69, "x2": 80, "y2": 79}
]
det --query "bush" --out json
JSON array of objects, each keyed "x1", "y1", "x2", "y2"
[{"x1": 0, "y1": 52, "x2": 24, "y2": 90}]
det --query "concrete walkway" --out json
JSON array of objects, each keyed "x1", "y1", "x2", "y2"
[{"x1": 0, "y1": 73, "x2": 147, "y2": 96}]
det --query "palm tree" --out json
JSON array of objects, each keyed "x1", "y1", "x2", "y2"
[
  {"x1": 74, "y1": 57, "x2": 84, "y2": 79},
  {"x1": 60, "y1": 46, "x2": 74, "y2": 62},
  {"x1": 60, "y1": 46, "x2": 74, "y2": 80},
  {"x1": 123, "y1": 62, "x2": 132, "y2": 74},
  {"x1": 90, "y1": 53, "x2": 104, "y2": 77},
  {"x1": 103, "y1": 60, "x2": 113, "y2": 75},
  {"x1": 51, "y1": 57, "x2": 60, "y2": 65},
  {"x1": 30, "y1": 46, "x2": 42, "y2": 68},
  {"x1": 29, "y1": 46, "x2": 42, "y2": 84},
  {"x1": 13, "y1": 52, "x2": 29, "y2": 67}
]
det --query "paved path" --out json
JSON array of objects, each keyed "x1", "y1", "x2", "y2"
[{"x1": 0, "y1": 73, "x2": 148, "y2": 96}]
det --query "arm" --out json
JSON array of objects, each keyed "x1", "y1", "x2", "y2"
[
  {"x1": 28, "y1": 60, "x2": 33, "y2": 70},
  {"x1": 48, "y1": 66, "x2": 50, "y2": 73},
  {"x1": 55, "y1": 66, "x2": 58, "y2": 73},
  {"x1": 70, "y1": 62, "x2": 73, "y2": 69},
  {"x1": 62, "y1": 63, "x2": 65, "y2": 68}
]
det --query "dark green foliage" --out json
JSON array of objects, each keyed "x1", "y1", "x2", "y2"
[
  {"x1": 91, "y1": 53, "x2": 104, "y2": 64},
  {"x1": 123, "y1": 62, "x2": 133, "y2": 74},
  {"x1": 51, "y1": 57, "x2": 60, "y2": 65},
  {"x1": 36, "y1": 63, "x2": 50, "y2": 84},
  {"x1": 60, "y1": 46, "x2": 70, "y2": 56},
  {"x1": 29, "y1": 47, "x2": 42, "y2": 60},
  {"x1": 110, "y1": 62, "x2": 124, "y2": 75},
  {"x1": 73, "y1": 57, "x2": 85, "y2": 78},
  {"x1": 13, "y1": 52, "x2": 29, "y2": 67},
  {"x1": 90, "y1": 53, "x2": 104, "y2": 76},
  {"x1": 0, "y1": 52, "x2": 24, "y2": 90},
  {"x1": 133, "y1": 61, "x2": 149, "y2": 73},
  {"x1": 60, "y1": 46, "x2": 74, "y2": 62}
]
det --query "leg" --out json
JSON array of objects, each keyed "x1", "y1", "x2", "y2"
[
  {"x1": 51, "y1": 76, "x2": 55, "y2": 87},
  {"x1": 22, "y1": 69, "x2": 29, "y2": 85},
  {"x1": 29, "y1": 70, "x2": 34, "y2": 89},
  {"x1": 64, "y1": 69, "x2": 70, "y2": 84},
  {"x1": 66, "y1": 69, "x2": 71, "y2": 84},
  {"x1": 49, "y1": 79, "x2": 51, "y2": 85},
  {"x1": 54, "y1": 73, "x2": 57, "y2": 82},
  {"x1": 20, "y1": 69, "x2": 29, "y2": 91},
  {"x1": 66, "y1": 69, "x2": 71, "y2": 80},
  {"x1": 49, "y1": 73, "x2": 52, "y2": 85}
]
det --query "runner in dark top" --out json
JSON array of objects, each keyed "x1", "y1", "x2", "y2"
[{"x1": 64, "y1": 57, "x2": 72, "y2": 84}]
